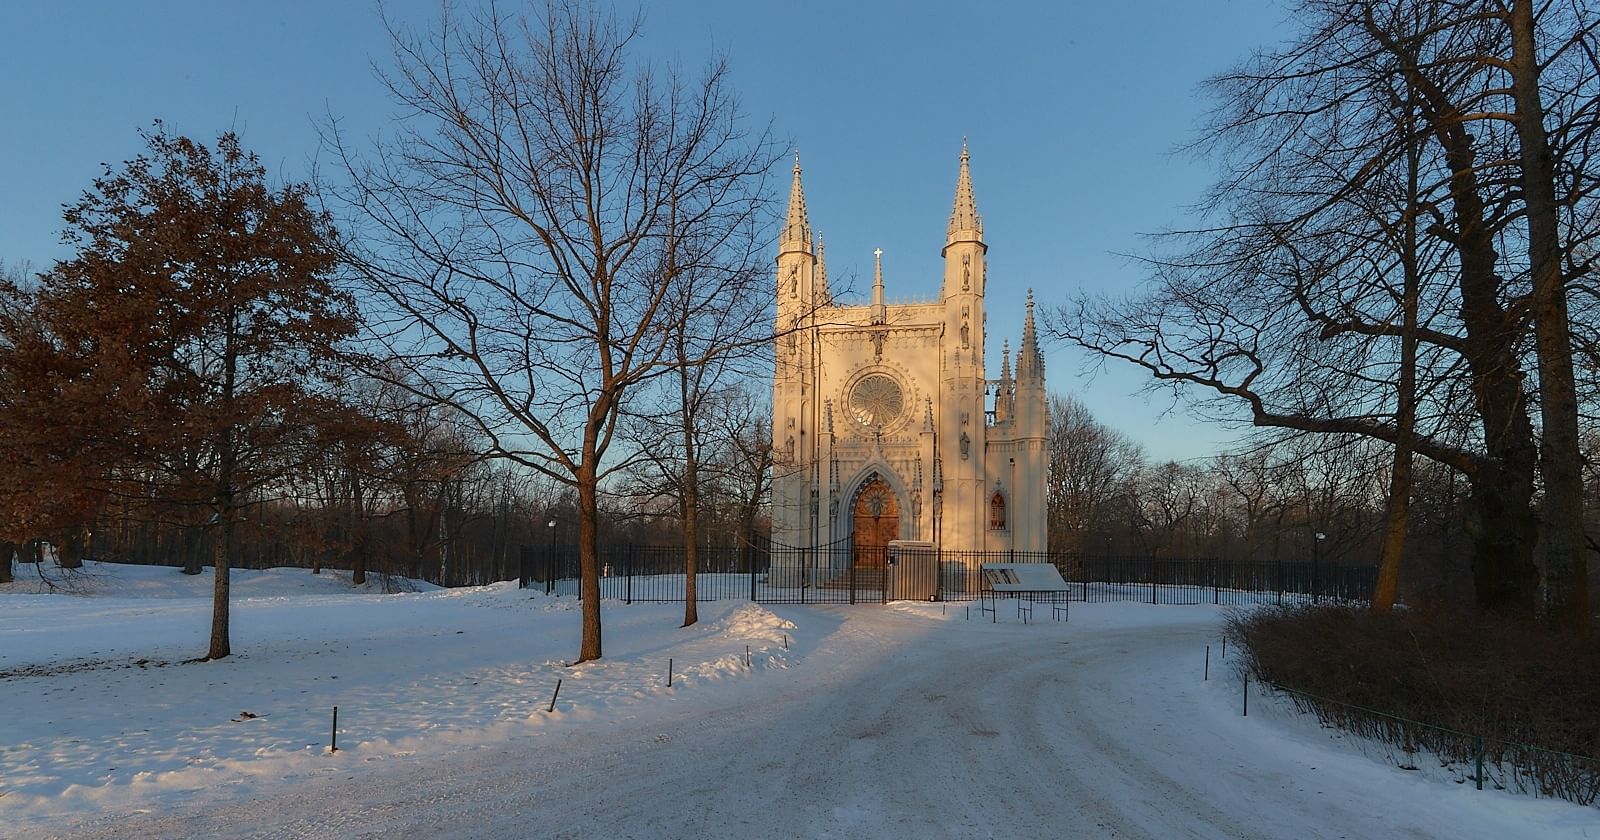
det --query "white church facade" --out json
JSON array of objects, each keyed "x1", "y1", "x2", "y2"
[{"x1": 770, "y1": 147, "x2": 1048, "y2": 577}]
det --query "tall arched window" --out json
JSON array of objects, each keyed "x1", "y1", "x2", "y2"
[{"x1": 990, "y1": 492, "x2": 1007, "y2": 530}]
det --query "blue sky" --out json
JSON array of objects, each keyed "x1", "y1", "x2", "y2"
[{"x1": 0, "y1": 1, "x2": 1288, "y2": 463}]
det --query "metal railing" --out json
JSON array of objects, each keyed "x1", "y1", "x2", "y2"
[
  {"x1": 1257, "y1": 679, "x2": 1600, "y2": 807},
  {"x1": 520, "y1": 543, "x2": 1376, "y2": 606}
]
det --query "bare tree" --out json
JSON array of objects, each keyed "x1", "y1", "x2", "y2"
[
  {"x1": 1045, "y1": 393, "x2": 1143, "y2": 552},
  {"x1": 1214, "y1": 446, "x2": 1296, "y2": 563},
  {"x1": 329, "y1": 2, "x2": 774, "y2": 661},
  {"x1": 1052, "y1": 0, "x2": 1600, "y2": 618},
  {"x1": 619, "y1": 204, "x2": 769, "y2": 627},
  {"x1": 707, "y1": 387, "x2": 775, "y2": 563}
]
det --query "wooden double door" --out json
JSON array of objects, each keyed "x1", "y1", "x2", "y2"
[{"x1": 851, "y1": 475, "x2": 899, "y2": 568}]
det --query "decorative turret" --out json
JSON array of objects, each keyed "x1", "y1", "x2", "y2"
[
  {"x1": 995, "y1": 340, "x2": 1014, "y2": 423},
  {"x1": 780, "y1": 155, "x2": 813, "y2": 257},
  {"x1": 1017, "y1": 289, "x2": 1045, "y2": 383},
  {"x1": 871, "y1": 247, "x2": 886, "y2": 324},
  {"x1": 815, "y1": 233, "x2": 832, "y2": 306},
  {"x1": 771, "y1": 153, "x2": 819, "y2": 555},
  {"x1": 946, "y1": 142, "x2": 983, "y2": 250},
  {"x1": 942, "y1": 143, "x2": 987, "y2": 305},
  {"x1": 776, "y1": 155, "x2": 818, "y2": 315}
]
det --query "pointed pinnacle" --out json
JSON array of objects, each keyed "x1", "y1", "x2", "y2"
[
  {"x1": 947, "y1": 142, "x2": 983, "y2": 244},
  {"x1": 1019, "y1": 288, "x2": 1044, "y2": 380},
  {"x1": 782, "y1": 154, "x2": 813, "y2": 254}
]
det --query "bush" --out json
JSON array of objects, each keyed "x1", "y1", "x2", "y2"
[{"x1": 1229, "y1": 604, "x2": 1600, "y2": 805}]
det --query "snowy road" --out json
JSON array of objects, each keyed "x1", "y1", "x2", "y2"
[{"x1": 47, "y1": 602, "x2": 1587, "y2": 840}]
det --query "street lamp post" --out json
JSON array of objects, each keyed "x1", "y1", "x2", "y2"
[{"x1": 547, "y1": 519, "x2": 558, "y2": 596}]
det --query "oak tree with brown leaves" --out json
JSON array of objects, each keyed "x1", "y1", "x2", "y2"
[{"x1": 38, "y1": 127, "x2": 355, "y2": 658}]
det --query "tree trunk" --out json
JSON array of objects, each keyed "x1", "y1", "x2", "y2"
[
  {"x1": 1433, "y1": 96, "x2": 1540, "y2": 615},
  {"x1": 182, "y1": 526, "x2": 204, "y2": 575},
  {"x1": 1375, "y1": 97, "x2": 1424, "y2": 614},
  {"x1": 1376, "y1": 441, "x2": 1414, "y2": 613},
  {"x1": 681, "y1": 366, "x2": 700, "y2": 628},
  {"x1": 1373, "y1": 12, "x2": 1542, "y2": 616},
  {"x1": 351, "y1": 541, "x2": 367, "y2": 586},
  {"x1": 56, "y1": 530, "x2": 84, "y2": 569},
  {"x1": 576, "y1": 461, "x2": 603, "y2": 663},
  {"x1": 1509, "y1": 0, "x2": 1587, "y2": 631},
  {"x1": 682, "y1": 483, "x2": 699, "y2": 628},
  {"x1": 0, "y1": 540, "x2": 14, "y2": 584},
  {"x1": 208, "y1": 313, "x2": 238, "y2": 661},
  {"x1": 207, "y1": 499, "x2": 234, "y2": 660}
]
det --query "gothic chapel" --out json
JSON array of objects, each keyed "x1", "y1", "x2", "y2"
[{"x1": 771, "y1": 147, "x2": 1048, "y2": 577}]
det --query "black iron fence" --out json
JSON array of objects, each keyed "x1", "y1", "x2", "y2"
[
  {"x1": 519, "y1": 542, "x2": 1376, "y2": 607},
  {"x1": 1258, "y1": 679, "x2": 1600, "y2": 808}
]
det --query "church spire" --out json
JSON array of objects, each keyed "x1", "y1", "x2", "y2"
[
  {"x1": 815, "y1": 232, "x2": 832, "y2": 306},
  {"x1": 996, "y1": 340, "x2": 1014, "y2": 423},
  {"x1": 946, "y1": 141, "x2": 983, "y2": 248},
  {"x1": 781, "y1": 153, "x2": 813, "y2": 255},
  {"x1": 1018, "y1": 289, "x2": 1045, "y2": 382},
  {"x1": 871, "y1": 247, "x2": 886, "y2": 324}
]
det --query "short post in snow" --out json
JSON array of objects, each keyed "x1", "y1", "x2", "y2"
[
  {"x1": 1221, "y1": 637, "x2": 1227, "y2": 659},
  {"x1": 783, "y1": 633, "x2": 789, "y2": 650},
  {"x1": 330, "y1": 706, "x2": 338, "y2": 753},
  {"x1": 1204, "y1": 645, "x2": 1210, "y2": 681},
  {"x1": 745, "y1": 645, "x2": 751, "y2": 668},
  {"x1": 667, "y1": 658, "x2": 673, "y2": 688},
  {"x1": 1243, "y1": 674, "x2": 1249, "y2": 717},
  {"x1": 548, "y1": 678, "x2": 562, "y2": 713}
]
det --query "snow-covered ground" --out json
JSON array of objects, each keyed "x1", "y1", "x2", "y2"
[{"x1": 2, "y1": 561, "x2": 1594, "y2": 839}]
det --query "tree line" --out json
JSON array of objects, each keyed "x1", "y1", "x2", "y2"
[{"x1": 1044, "y1": 393, "x2": 1540, "y2": 606}]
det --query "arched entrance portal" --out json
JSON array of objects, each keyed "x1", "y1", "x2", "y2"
[{"x1": 851, "y1": 474, "x2": 900, "y2": 568}]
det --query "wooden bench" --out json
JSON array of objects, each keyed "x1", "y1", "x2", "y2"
[{"x1": 980, "y1": 563, "x2": 1071, "y2": 623}]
